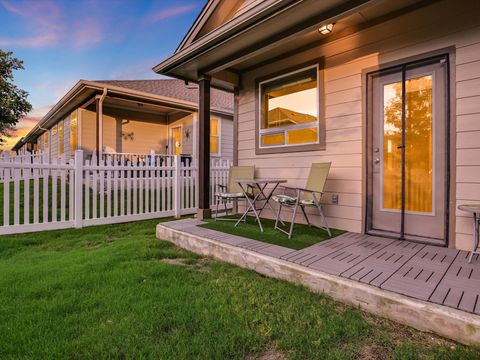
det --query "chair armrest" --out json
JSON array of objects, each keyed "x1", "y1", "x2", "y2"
[{"x1": 280, "y1": 185, "x2": 323, "y2": 195}]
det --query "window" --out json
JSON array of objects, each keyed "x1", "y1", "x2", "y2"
[
  {"x1": 258, "y1": 65, "x2": 321, "y2": 151},
  {"x1": 44, "y1": 132, "x2": 49, "y2": 152},
  {"x1": 71, "y1": 111, "x2": 77, "y2": 152},
  {"x1": 210, "y1": 117, "x2": 220, "y2": 156},
  {"x1": 58, "y1": 121, "x2": 63, "y2": 156}
]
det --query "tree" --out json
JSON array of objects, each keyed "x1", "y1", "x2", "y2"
[{"x1": 0, "y1": 50, "x2": 32, "y2": 144}]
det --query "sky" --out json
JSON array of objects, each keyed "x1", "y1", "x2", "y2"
[{"x1": 0, "y1": 0, "x2": 206, "y2": 150}]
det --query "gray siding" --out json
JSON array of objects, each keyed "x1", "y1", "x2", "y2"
[{"x1": 236, "y1": 0, "x2": 480, "y2": 250}]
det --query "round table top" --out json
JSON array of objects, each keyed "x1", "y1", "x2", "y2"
[{"x1": 458, "y1": 204, "x2": 480, "y2": 213}]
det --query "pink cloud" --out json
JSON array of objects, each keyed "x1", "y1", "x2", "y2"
[
  {"x1": 0, "y1": 105, "x2": 53, "y2": 151},
  {"x1": 146, "y1": 4, "x2": 197, "y2": 23},
  {"x1": 71, "y1": 18, "x2": 104, "y2": 48},
  {"x1": 0, "y1": 0, "x2": 105, "y2": 49}
]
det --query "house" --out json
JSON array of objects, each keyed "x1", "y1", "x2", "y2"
[
  {"x1": 153, "y1": 0, "x2": 480, "y2": 251},
  {"x1": 13, "y1": 79, "x2": 234, "y2": 161}
]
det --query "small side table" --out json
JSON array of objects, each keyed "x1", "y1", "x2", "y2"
[{"x1": 458, "y1": 204, "x2": 480, "y2": 263}]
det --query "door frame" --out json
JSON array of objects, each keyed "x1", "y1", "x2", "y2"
[
  {"x1": 363, "y1": 49, "x2": 455, "y2": 247},
  {"x1": 169, "y1": 125, "x2": 183, "y2": 155}
]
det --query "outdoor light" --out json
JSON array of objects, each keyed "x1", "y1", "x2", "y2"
[{"x1": 318, "y1": 23, "x2": 334, "y2": 35}]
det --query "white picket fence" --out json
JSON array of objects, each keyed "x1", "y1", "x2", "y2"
[{"x1": 0, "y1": 151, "x2": 231, "y2": 235}]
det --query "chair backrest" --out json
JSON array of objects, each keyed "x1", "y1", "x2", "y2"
[
  {"x1": 302, "y1": 162, "x2": 331, "y2": 200},
  {"x1": 228, "y1": 166, "x2": 255, "y2": 194}
]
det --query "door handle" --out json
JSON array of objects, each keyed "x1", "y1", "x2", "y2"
[{"x1": 374, "y1": 158, "x2": 380, "y2": 164}]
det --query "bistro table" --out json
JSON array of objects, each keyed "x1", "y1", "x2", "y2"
[
  {"x1": 234, "y1": 179, "x2": 287, "y2": 232},
  {"x1": 458, "y1": 204, "x2": 480, "y2": 263}
]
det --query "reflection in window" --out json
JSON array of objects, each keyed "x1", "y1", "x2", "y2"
[
  {"x1": 210, "y1": 117, "x2": 219, "y2": 155},
  {"x1": 383, "y1": 75, "x2": 433, "y2": 213},
  {"x1": 71, "y1": 111, "x2": 77, "y2": 152},
  {"x1": 58, "y1": 121, "x2": 63, "y2": 156},
  {"x1": 259, "y1": 66, "x2": 319, "y2": 148}
]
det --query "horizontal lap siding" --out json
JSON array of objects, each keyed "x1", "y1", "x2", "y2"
[
  {"x1": 455, "y1": 26, "x2": 480, "y2": 250},
  {"x1": 237, "y1": 0, "x2": 480, "y2": 246}
]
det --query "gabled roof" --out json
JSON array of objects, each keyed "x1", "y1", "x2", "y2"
[
  {"x1": 176, "y1": 0, "x2": 266, "y2": 53},
  {"x1": 12, "y1": 78, "x2": 233, "y2": 151}
]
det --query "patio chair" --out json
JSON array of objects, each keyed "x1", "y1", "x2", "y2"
[
  {"x1": 272, "y1": 162, "x2": 331, "y2": 239},
  {"x1": 214, "y1": 166, "x2": 255, "y2": 221}
]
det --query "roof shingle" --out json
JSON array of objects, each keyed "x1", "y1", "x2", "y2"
[{"x1": 95, "y1": 79, "x2": 233, "y2": 112}]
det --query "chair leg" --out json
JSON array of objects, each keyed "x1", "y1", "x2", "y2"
[
  {"x1": 214, "y1": 197, "x2": 220, "y2": 221},
  {"x1": 288, "y1": 203, "x2": 299, "y2": 240},
  {"x1": 316, "y1": 203, "x2": 331, "y2": 236},
  {"x1": 300, "y1": 205, "x2": 310, "y2": 227},
  {"x1": 275, "y1": 203, "x2": 283, "y2": 230},
  {"x1": 224, "y1": 201, "x2": 228, "y2": 217}
]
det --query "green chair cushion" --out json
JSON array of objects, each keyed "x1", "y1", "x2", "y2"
[
  {"x1": 216, "y1": 192, "x2": 246, "y2": 199},
  {"x1": 272, "y1": 194, "x2": 314, "y2": 206}
]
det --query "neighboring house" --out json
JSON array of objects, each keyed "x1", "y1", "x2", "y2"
[
  {"x1": 13, "y1": 79, "x2": 233, "y2": 161},
  {"x1": 153, "y1": 0, "x2": 480, "y2": 251}
]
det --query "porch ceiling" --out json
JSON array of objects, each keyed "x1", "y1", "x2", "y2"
[
  {"x1": 155, "y1": 0, "x2": 430, "y2": 90},
  {"x1": 101, "y1": 96, "x2": 191, "y2": 117}
]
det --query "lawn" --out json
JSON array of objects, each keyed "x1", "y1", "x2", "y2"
[
  {"x1": 0, "y1": 219, "x2": 479, "y2": 359},
  {"x1": 201, "y1": 215, "x2": 344, "y2": 249}
]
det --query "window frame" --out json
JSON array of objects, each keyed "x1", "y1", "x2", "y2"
[
  {"x1": 255, "y1": 59, "x2": 326, "y2": 155},
  {"x1": 210, "y1": 116, "x2": 221, "y2": 157}
]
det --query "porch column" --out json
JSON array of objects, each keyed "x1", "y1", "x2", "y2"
[
  {"x1": 95, "y1": 97, "x2": 100, "y2": 160},
  {"x1": 197, "y1": 75, "x2": 211, "y2": 219}
]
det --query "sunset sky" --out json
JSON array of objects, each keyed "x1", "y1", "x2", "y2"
[{"x1": 0, "y1": 0, "x2": 204, "y2": 150}]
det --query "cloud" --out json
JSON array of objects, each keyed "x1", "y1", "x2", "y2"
[
  {"x1": 108, "y1": 58, "x2": 167, "y2": 80},
  {"x1": 0, "y1": 105, "x2": 53, "y2": 151},
  {"x1": 0, "y1": 0, "x2": 105, "y2": 49},
  {"x1": 146, "y1": 4, "x2": 197, "y2": 23},
  {"x1": 71, "y1": 18, "x2": 104, "y2": 48}
]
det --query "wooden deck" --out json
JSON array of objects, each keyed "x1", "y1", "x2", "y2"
[{"x1": 162, "y1": 219, "x2": 480, "y2": 314}]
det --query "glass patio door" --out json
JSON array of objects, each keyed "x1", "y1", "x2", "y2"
[
  {"x1": 367, "y1": 56, "x2": 448, "y2": 244},
  {"x1": 170, "y1": 126, "x2": 182, "y2": 155}
]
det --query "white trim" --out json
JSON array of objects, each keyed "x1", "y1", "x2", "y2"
[{"x1": 258, "y1": 64, "x2": 320, "y2": 149}]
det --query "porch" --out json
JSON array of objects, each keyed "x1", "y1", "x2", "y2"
[{"x1": 157, "y1": 218, "x2": 480, "y2": 345}]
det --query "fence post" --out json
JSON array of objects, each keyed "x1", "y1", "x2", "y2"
[
  {"x1": 74, "y1": 150, "x2": 84, "y2": 228},
  {"x1": 173, "y1": 155, "x2": 181, "y2": 218}
]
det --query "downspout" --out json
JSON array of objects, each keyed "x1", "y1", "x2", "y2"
[{"x1": 96, "y1": 88, "x2": 108, "y2": 161}]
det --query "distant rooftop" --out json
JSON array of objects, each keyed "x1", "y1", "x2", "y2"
[{"x1": 95, "y1": 79, "x2": 233, "y2": 112}]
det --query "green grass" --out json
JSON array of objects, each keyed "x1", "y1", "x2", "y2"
[
  {"x1": 0, "y1": 219, "x2": 479, "y2": 359},
  {"x1": 200, "y1": 215, "x2": 345, "y2": 249}
]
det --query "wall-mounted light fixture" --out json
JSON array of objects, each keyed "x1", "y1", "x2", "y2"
[{"x1": 318, "y1": 23, "x2": 334, "y2": 35}]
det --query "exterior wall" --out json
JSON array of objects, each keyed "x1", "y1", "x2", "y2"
[
  {"x1": 80, "y1": 108, "x2": 168, "y2": 155},
  {"x1": 236, "y1": 0, "x2": 480, "y2": 250},
  {"x1": 168, "y1": 113, "x2": 194, "y2": 155},
  {"x1": 168, "y1": 112, "x2": 234, "y2": 159},
  {"x1": 79, "y1": 109, "x2": 96, "y2": 156}
]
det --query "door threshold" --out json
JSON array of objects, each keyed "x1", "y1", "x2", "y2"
[{"x1": 367, "y1": 229, "x2": 446, "y2": 247}]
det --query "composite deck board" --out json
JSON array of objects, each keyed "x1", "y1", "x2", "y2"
[
  {"x1": 380, "y1": 246, "x2": 459, "y2": 301},
  {"x1": 341, "y1": 240, "x2": 426, "y2": 287},
  {"x1": 307, "y1": 236, "x2": 395, "y2": 276},
  {"x1": 430, "y1": 252, "x2": 480, "y2": 313},
  {"x1": 160, "y1": 219, "x2": 480, "y2": 314}
]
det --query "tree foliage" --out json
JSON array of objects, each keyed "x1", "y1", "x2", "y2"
[{"x1": 0, "y1": 50, "x2": 32, "y2": 143}]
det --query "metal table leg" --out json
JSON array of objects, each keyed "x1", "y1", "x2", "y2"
[
  {"x1": 469, "y1": 212, "x2": 479, "y2": 263},
  {"x1": 235, "y1": 183, "x2": 264, "y2": 232}
]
